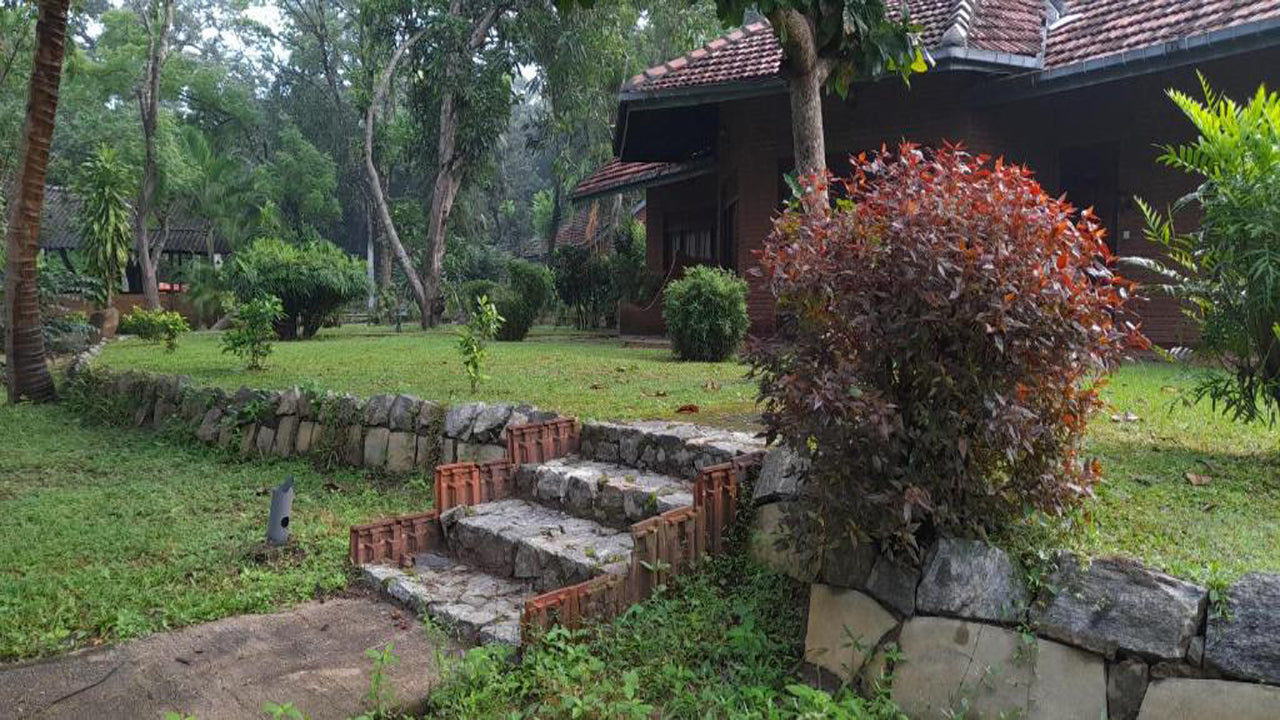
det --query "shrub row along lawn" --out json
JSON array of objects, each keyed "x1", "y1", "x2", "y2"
[
  {"x1": 0, "y1": 401, "x2": 423, "y2": 661},
  {"x1": 98, "y1": 326, "x2": 1280, "y2": 583}
]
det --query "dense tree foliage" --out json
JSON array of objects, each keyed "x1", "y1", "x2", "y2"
[
  {"x1": 225, "y1": 238, "x2": 369, "y2": 340},
  {"x1": 751, "y1": 145, "x2": 1149, "y2": 559}
]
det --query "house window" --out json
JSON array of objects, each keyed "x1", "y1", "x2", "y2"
[{"x1": 663, "y1": 214, "x2": 716, "y2": 270}]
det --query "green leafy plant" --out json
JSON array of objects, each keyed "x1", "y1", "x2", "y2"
[
  {"x1": 662, "y1": 265, "x2": 749, "y2": 362},
  {"x1": 495, "y1": 259, "x2": 555, "y2": 341},
  {"x1": 262, "y1": 702, "x2": 309, "y2": 720},
  {"x1": 1127, "y1": 77, "x2": 1280, "y2": 424},
  {"x1": 224, "y1": 238, "x2": 369, "y2": 340},
  {"x1": 363, "y1": 642, "x2": 399, "y2": 715},
  {"x1": 74, "y1": 145, "x2": 134, "y2": 306},
  {"x1": 750, "y1": 144, "x2": 1149, "y2": 559},
  {"x1": 458, "y1": 295, "x2": 503, "y2": 393},
  {"x1": 119, "y1": 307, "x2": 190, "y2": 352},
  {"x1": 221, "y1": 295, "x2": 284, "y2": 370}
]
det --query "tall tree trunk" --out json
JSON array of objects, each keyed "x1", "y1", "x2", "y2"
[
  {"x1": 4, "y1": 0, "x2": 70, "y2": 404},
  {"x1": 365, "y1": 28, "x2": 432, "y2": 328},
  {"x1": 772, "y1": 9, "x2": 830, "y2": 208},
  {"x1": 364, "y1": 198, "x2": 376, "y2": 311},
  {"x1": 422, "y1": 0, "x2": 503, "y2": 326},
  {"x1": 135, "y1": 0, "x2": 174, "y2": 310}
]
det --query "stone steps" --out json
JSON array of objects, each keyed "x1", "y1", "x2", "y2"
[
  {"x1": 579, "y1": 420, "x2": 764, "y2": 481},
  {"x1": 515, "y1": 456, "x2": 692, "y2": 528},
  {"x1": 363, "y1": 552, "x2": 533, "y2": 646},
  {"x1": 441, "y1": 498, "x2": 633, "y2": 592}
]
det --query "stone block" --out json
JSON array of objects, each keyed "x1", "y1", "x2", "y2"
[
  {"x1": 364, "y1": 427, "x2": 391, "y2": 468},
  {"x1": 804, "y1": 584, "x2": 898, "y2": 681},
  {"x1": 342, "y1": 425, "x2": 364, "y2": 466},
  {"x1": 295, "y1": 421, "x2": 316, "y2": 455},
  {"x1": 277, "y1": 387, "x2": 300, "y2": 415},
  {"x1": 754, "y1": 445, "x2": 808, "y2": 504},
  {"x1": 240, "y1": 424, "x2": 259, "y2": 457},
  {"x1": 1204, "y1": 572, "x2": 1280, "y2": 684},
  {"x1": 470, "y1": 403, "x2": 514, "y2": 443},
  {"x1": 197, "y1": 408, "x2": 224, "y2": 444},
  {"x1": 750, "y1": 502, "x2": 818, "y2": 582},
  {"x1": 865, "y1": 553, "x2": 920, "y2": 617},
  {"x1": 891, "y1": 616, "x2": 1106, "y2": 720},
  {"x1": 385, "y1": 431, "x2": 417, "y2": 474},
  {"x1": 917, "y1": 539, "x2": 1028, "y2": 624},
  {"x1": 274, "y1": 415, "x2": 299, "y2": 457},
  {"x1": 456, "y1": 442, "x2": 507, "y2": 463},
  {"x1": 416, "y1": 400, "x2": 443, "y2": 434},
  {"x1": 1136, "y1": 679, "x2": 1280, "y2": 720},
  {"x1": 445, "y1": 403, "x2": 482, "y2": 439},
  {"x1": 820, "y1": 540, "x2": 877, "y2": 590},
  {"x1": 1035, "y1": 555, "x2": 1206, "y2": 661},
  {"x1": 1108, "y1": 657, "x2": 1149, "y2": 720},
  {"x1": 254, "y1": 425, "x2": 276, "y2": 457}
]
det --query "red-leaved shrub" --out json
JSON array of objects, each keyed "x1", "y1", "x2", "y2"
[{"x1": 749, "y1": 144, "x2": 1149, "y2": 560}]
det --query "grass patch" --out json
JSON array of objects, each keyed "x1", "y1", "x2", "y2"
[
  {"x1": 0, "y1": 401, "x2": 424, "y2": 661},
  {"x1": 423, "y1": 554, "x2": 904, "y2": 720},
  {"x1": 96, "y1": 325, "x2": 760, "y2": 428}
]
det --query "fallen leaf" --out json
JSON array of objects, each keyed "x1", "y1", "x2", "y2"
[
  {"x1": 653, "y1": 390, "x2": 668, "y2": 397},
  {"x1": 1202, "y1": 502, "x2": 1218, "y2": 513},
  {"x1": 676, "y1": 404, "x2": 699, "y2": 414},
  {"x1": 1110, "y1": 411, "x2": 1140, "y2": 423},
  {"x1": 323, "y1": 481, "x2": 342, "y2": 493},
  {"x1": 704, "y1": 379, "x2": 721, "y2": 391},
  {"x1": 1186, "y1": 472, "x2": 1213, "y2": 487}
]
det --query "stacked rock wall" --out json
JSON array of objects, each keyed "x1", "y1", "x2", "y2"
[
  {"x1": 66, "y1": 364, "x2": 552, "y2": 476},
  {"x1": 751, "y1": 447, "x2": 1280, "y2": 720}
]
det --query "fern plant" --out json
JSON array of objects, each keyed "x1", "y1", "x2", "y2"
[{"x1": 1127, "y1": 76, "x2": 1280, "y2": 423}]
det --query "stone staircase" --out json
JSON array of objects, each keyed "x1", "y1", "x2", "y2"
[{"x1": 351, "y1": 418, "x2": 763, "y2": 646}]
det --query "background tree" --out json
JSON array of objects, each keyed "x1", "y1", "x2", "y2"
[{"x1": 4, "y1": 0, "x2": 72, "y2": 403}]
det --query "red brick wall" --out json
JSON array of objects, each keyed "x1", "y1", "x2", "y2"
[{"x1": 646, "y1": 49, "x2": 1280, "y2": 346}]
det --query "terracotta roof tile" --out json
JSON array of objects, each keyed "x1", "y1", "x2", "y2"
[
  {"x1": 570, "y1": 159, "x2": 696, "y2": 200},
  {"x1": 624, "y1": 1, "x2": 1280, "y2": 94},
  {"x1": 1045, "y1": 0, "x2": 1280, "y2": 67}
]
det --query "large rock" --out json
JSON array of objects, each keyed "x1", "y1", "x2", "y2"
[
  {"x1": 470, "y1": 403, "x2": 514, "y2": 444},
  {"x1": 1136, "y1": 679, "x2": 1280, "y2": 720},
  {"x1": 804, "y1": 585, "x2": 897, "y2": 681},
  {"x1": 295, "y1": 421, "x2": 317, "y2": 455},
  {"x1": 1034, "y1": 556, "x2": 1206, "y2": 661},
  {"x1": 388, "y1": 395, "x2": 422, "y2": 432},
  {"x1": 444, "y1": 403, "x2": 482, "y2": 439},
  {"x1": 891, "y1": 616, "x2": 1106, "y2": 720},
  {"x1": 1108, "y1": 657, "x2": 1149, "y2": 720},
  {"x1": 455, "y1": 442, "x2": 508, "y2": 463},
  {"x1": 273, "y1": 415, "x2": 299, "y2": 457},
  {"x1": 865, "y1": 553, "x2": 920, "y2": 617},
  {"x1": 196, "y1": 408, "x2": 224, "y2": 444},
  {"x1": 749, "y1": 502, "x2": 818, "y2": 582},
  {"x1": 1204, "y1": 572, "x2": 1280, "y2": 684},
  {"x1": 417, "y1": 400, "x2": 443, "y2": 435},
  {"x1": 276, "y1": 387, "x2": 301, "y2": 416},
  {"x1": 917, "y1": 539, "x2": 1028, "y2": 624},
  {"x1": 819, "y1": 540, "x2": 877, "y2": 590},
  {"x1": 363, "y1": 394, "x2": 394, "y2": 427},
  {"x1": 753, "y1": 445, "x2": 808, "y2": 504}
]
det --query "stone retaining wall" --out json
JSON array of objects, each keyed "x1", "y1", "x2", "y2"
[
  {"x1": 65, "y1": 361, "x2": 555, "y2": 475},
  {"x1": 751, "y1": 447, "x2": 1280, "y2": 720}
]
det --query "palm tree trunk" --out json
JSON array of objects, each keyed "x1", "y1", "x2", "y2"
[{"x1": 3, "y1": 0, "x2": 69, "y2": 404}]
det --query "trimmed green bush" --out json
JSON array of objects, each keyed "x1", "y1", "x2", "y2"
[
  {"x1": 119, "y1": 307, "x2": 191, "y2": 352},
  {"x1": 495, "y1": 260, "x2": 554, "y2": 342},
  {"x1": 224, "y1": 238, "x2": 368, "y2": 340},
  {"x1": 662, "y1": 266, "x2": 749, "y2": 362}
]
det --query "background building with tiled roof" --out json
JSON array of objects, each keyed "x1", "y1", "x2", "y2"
[{"x1": 575, "y1": 0, "x2": 1280, "y2": 346}]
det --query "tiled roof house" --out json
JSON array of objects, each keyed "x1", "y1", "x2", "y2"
[{"x1": 574, "y1": 0, "x2": 1280, "y2": 345}]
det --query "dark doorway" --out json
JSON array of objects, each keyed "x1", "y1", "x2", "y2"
[{"x1": 1059, "y1": 143, "x2": 1120, "y2": 252}]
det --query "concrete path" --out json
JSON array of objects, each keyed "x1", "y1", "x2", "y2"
[{"x1": 0, "y1": 595, "x2": 457, "y2": 720}]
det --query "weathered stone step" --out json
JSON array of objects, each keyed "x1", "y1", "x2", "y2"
[
  {"x1": 441, "y1": 498, "x2": 632, "y2": 592},
  {"x1": 363, "y1": 553, "x2": 533, "y2": 645},
  {"x1": 516, "y1": 456, "x2": 692, "y2": 527},
  {"x1": 579, "y1": 420, "x2": 764, "y2": 481}
]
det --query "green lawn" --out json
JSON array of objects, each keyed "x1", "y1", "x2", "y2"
[
  {"x1": 0, "y1": 401, "x2": 424, "y2": 661},
  {"x1": 95, "y1": 324, "x2": 1280, "y2": 582},
  {"x1": 97, "y1": 325, "x2": 761, "y2": 428}
]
